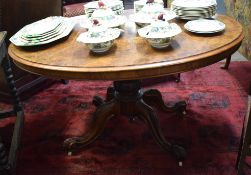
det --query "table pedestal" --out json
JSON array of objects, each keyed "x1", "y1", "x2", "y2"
[{"x1": 63, "y1": 80, "x2": 187, "y2": 163}]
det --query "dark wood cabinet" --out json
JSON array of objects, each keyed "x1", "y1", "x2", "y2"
[{"x1": 0, "y1": 0, "x2": 62, "y2": 102}]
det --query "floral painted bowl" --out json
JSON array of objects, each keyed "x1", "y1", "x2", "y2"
[
  {"x1": 138, "y1": 19, "x2": 182, "y2": 49},
  {"x1": 130, "y1": 3, "x2": 176, "y2": 27},
  {"x1": 77, "y1": 24, "x2": 121, "y2": 53}
]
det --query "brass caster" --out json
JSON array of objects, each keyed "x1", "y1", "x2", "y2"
[
  {"x1": 129, "y1": 115, "x2": 140, "y2": 123},
  {"x1": 171, "y1": 144, "x2": 186, "y2": 163},
  {"x1": 178, "y1": 161, "x2": 183, "y2": 167}
]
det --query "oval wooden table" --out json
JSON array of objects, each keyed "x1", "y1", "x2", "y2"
[{"x1": 8, "y1": 10, "x2": 244, "y2": 164}]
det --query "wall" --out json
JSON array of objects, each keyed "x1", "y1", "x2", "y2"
[{"x1": 224, "y1": 0, "x2": 251, "y2": 60}]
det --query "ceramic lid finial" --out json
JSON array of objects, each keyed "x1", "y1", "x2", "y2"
[
  {"x1": 146, "y1": 0, "x2": 154, "y2": 4},
  {"x1": 93, "y1": 19, "x2": 99, "y2": 25},
  {"x1": 157, "y1": 13, "x2": 165, "y2": 21},
  {"x1": 98, "y1": 1, "x2": 105, "y2": 8}
]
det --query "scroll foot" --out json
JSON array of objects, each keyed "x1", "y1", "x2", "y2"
[
  {"x1": 171, "y1": 144, "x2": 186, "y2": 163},
  {"x1": 135, "y1": 100, "x2": 186, "y2": 161},
  {"x1": 63, "y1": 100, "x2": 118, "y2": 152}
]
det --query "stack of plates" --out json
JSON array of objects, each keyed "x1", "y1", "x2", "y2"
[
  {"x1": 84, "y1": 0, "x2": 124, "y2": 17},
  {"x1": 10, "y1": 16, "x2": 76, "y2": 46},
  {"x1": 171, "y1": 0, "x2": 217, "y2": 20}
]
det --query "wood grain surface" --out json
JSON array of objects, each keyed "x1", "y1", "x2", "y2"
[{"x1": 8, "y1": 10, "x2": 244, "y2": 80}]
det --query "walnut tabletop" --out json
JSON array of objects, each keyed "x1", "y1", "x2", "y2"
[{"x1": 8, "y1": 10, "x2": 243, "y2": 81}]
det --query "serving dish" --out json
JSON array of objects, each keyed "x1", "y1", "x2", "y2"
[
  {"x1": 130, "y1": 2, "x2": 176, "y2": 27},
  {"x1": 82, "y1": 5, "x2": 127, "y2": 29},
  {"x1": 84, "y1": 0, "x2": 124, "y2": 17},
  {"x1": 138, "y1": 16, "x2": 182, "y2": 48},
  {"x1": 77, "y1": 22, "x2": 121, "y2": 53}
]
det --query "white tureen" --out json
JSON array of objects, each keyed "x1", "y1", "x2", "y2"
[
  {"x1": 138, "y1": 18, "x2": 182, "y2": 49},
  {"x1": 130, "y1": 2, "x2": 176, "y2": 27},
  {"x1": 77, "y1": 22, "x2": 121, "y2": 53},
  {"x1": 83, "y1": 7, "x2": 127, "y2": 29},
  {"x1": 84, "y1": 0, "x2": 124, "y2": 17}
]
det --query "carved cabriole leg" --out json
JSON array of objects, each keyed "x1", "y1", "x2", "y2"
[
  {"x1": 221, "y1": 56, "x2": 232, "y2": 70},
  {"x1": 63, "y1": 99, "x2": 119, "y2": 152},
  {"x1": 142, "y1": 89, "x2": 187, "y2": 114},
  {"x1": 135, "y1": 99, "x2": 186, "y2": 162}
]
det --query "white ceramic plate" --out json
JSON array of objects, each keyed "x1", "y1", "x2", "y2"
[{"x1": 184, "y1": 19, "x2": 225, "y2": 33}]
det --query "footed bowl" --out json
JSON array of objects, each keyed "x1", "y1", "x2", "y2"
[
  {"x1": 86, "y1": 40, "x2": 114, "y2": 53},
  {"x1": 146, "y1": 37, "x2": 173, "y2": 49}
]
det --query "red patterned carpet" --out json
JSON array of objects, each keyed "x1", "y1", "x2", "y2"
[{"x1": 0, "y1": 62, "x2": 251, "y2": 175}]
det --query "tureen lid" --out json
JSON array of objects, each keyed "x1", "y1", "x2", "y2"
[
  {"x1": 83, "y1": 7, "x2": 127, "y2": 29},
  {"x1": 141, "y1": 3, "x2": 164, "y2": 14},
  {"x1": 88, "y1": 23, "x2": 108, "y2": 34},
  {"x1": 77, "y1": 24, "x2": 121, "y2": 44},
  {"x1": 150, "y1": 19, "x2": 170, "y2": 28},
  {"x1": 129, "y1": 9, "x2": 176, "y2": 24},
  {"x1": 91, "y1": 8, "x2": 115, "y2": 19},
  {"x1": 138, "y1": 21, "x2": 182, "y2": 38},
  {"x1": 84, "y1": 0, "x2": 123, "y2": 9}
]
